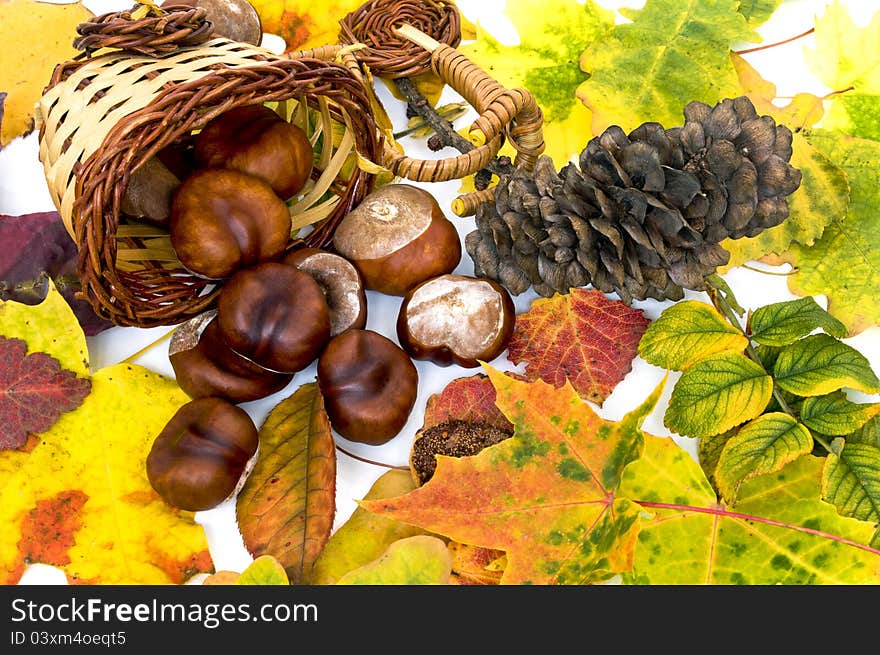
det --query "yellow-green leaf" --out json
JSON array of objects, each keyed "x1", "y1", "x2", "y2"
[
  {"x1": 336, "y1": 535, "x2": 452, "y2": 585},
  {"x1": 236, "y1": 382, "x2": 336, "y2": 584},
  {"x1": 801, "y1": 392, "x2": 880, "y2": 436},
  {"x1": 823, "y1": 94, "x2": 880, "y2": 141},
  {"x1": 238, "y1": 555, "x2": 290, "y2": 585},
  {"x1": 576, "y1": 0, "x2": 758, "y2": 136},
  {"x1": 638, "y1": 300, "x2": 747, "y2": 371},
  {"x1": 773, "y1": 333, "x2": 880, "y2": 397},
  {"x1": 715, "y1": 413, "x2": 813, "y2": 501},
  {"x1": 248, "y1": 0, "x2": 364, "y2": 52},
  {"x1": 748, "y1": 297, "x2": 847, "y2": 347},
  {"x1": 737, "y1": 0, "x2": 782, "y2": 26},
  {"x1": 309, "y1": 469, "x2": 427, "y2": 585},
  {"x1": 850, "y1": 415, "x2": 880, "y2": 449},
  {"x1": 822, "y1": 440, "x2": 880, "y2": 527},
  {"x1": 0, "y1": 284, "x2": 211, "y2": 584},
  {"x1": 804, "y1": 1, "x2": 880, "y2": 94},
  {"x1": 664, "y1": 353, "x2": 774, "y2": 438}
]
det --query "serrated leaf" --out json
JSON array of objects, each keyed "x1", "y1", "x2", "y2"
[
  {"x1": 459, "y1": 0, "x2": 614, "y2": 168},
  {"x1": 715, "y1": 413, "x2": 813, "y2": 501},
  {"x1": 804, "y1": 1, "x2": 880, "y2": 94},
  {"x1": 664, "y1": 353, "x2": 774, "y2": 438},
  {"x1": 697, "y1": 430, "x2": 733, "y2": 491},
  {"x1": 850, "y1": 415, "x2": 880, "y2": 449},
  {"x1": 0, "y1": 285, "x2": 209, "y2": 584},
  {"x1": 638, "y1": 300, "x2": 747, "y2": 371},
  {"x1": 621, "y1": 438, "x2": 880, "y2": 584},
  {"x1": 822, "y1": 441, "x2": 880, "y2": 527},
  {"x1": 236, "y1": 382, "x2": 336, "y2": 584},
  {"x1": 336, "y1": 536, "x2": 452, "y2": 585},
  {"x1": 0, "y1": 213, "x2": 113, "y2": 336},
  {"x1": 361, "y1": 367, "x2": 664, "y2": 585},
  {"x1": 422, "y1": 373, "x2": 513, "y2": 432},
  {"x1": 576, "y1": 0, "x2": 758, "y2": 135},
  {"x1": 748, "y1": 297, "x2": 847, "y2": 347},
  {"x1": 309, "y1": 470, "x2": 426, "y2": 585},
  {"x1": 801, "y1": 392, "x2": 880, "y2": 436},
  {"x1": 507, "y1": 288, "x2": 649, "y2": 403},
  {"x1": 237, "y1": 555, "x2": 290, "y2": 585},
  {"x1": 773, "y1": 333, "x2": 880, "y2": 397},
  {"x1": 767, "y1": 131, "x2": 880, "y2": 335}
]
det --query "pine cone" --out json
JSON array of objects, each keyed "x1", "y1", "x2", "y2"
[{"x1": 466, "y1": 96, "x2": 802, "y2": 303}]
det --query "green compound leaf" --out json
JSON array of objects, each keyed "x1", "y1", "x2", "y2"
[
  {"x1": 748, "y1": 297, "x2": 847, "y2": 347},
  {"x1": 715, "y1": 413, "x2": 813, "y2": 502},
  {"x1": 664, "y1": 353, "x2": 773, "y2": 438},
  {"x1": 621, "y1": 437, "x2": 880, "y2": 584},
  {"x1": 822, "y1": 440, "x2": 880, "y2": 528},
  {"x1": 638, "y1": 300, "x2": 748, "y2": 371},
  {"x1": 801, "y1": 392, "x2": 880, "y2": 436},
  {"x1": 576, "y1": 0, "x2": 758, "y2": 135},
  {"x1": 336, "y1": 536, "x2": 452, "y2": 585},
  {"x1": 773, "y1": 333, "x2": 880, "y2": 397}
]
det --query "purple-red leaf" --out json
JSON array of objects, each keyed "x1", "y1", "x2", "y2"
[
  {"x1": 0, "y1": 212, "x2": 113, "y2": 336},
  {"x1": 0, "y1": 336, "x2": 91, "y2": 450}
]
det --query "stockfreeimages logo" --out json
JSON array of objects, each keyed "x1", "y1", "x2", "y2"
[{"x1": 10, "y1": 597, "x2": 318, "y2": 630}]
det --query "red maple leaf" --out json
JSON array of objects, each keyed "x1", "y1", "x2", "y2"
[
  {"x1": 507, "y1": 289, "x2": 649, "y2": 403},
  {"x1": 0, "y1": 336, "x2": 91, "y2": 450}
]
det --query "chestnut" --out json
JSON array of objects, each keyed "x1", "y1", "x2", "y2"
[
  {"x1": 216, "y1": 262, "x2": 331, "y2": 373},
  {"x1": 331, "y1": 183, "x2": 462, "y2": 296},
  {"x1": 169, "y1": 311, "x2": 293, "y2": 403},
  {"x1": 317, "y1": 328, "x2": 418, "y2": 445},
  {"x1": 120, "y1": 155, "x2": 180, "y2": 226},
  {"x1": 147, "y1": 397, "x2": 259, "y2": 512},
  {"x1": 161, "y1": 0, "x2": 263, "y2": 45},
  {"x1": 170, "y1": 168, "x2": 291, "y2": 279},
  {"x1": 194, "y1": 104, "x2": 313, "y2": 200},
  {"x1": 397, "y1": 274, "x2": 515, "y2": 368},
  {"x1": 282, "y1": 247, "x2": 367, "y2": 336}
]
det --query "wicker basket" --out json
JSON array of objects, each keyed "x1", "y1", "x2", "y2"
[{"x1": 35, "y1": 4, "x2": 544, "y2": 328}]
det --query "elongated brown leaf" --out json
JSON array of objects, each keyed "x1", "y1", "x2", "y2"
[{"x1": 236, "y1": 382, "x2": 336, "y2": 583}]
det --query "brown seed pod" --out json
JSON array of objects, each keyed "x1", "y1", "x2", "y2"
[
  {"x1": 409, "y1": 419, "x2": 512, "y2": 486},
  {"x1": 146, "y1": 396, "x2": 259, "y2": 511},
  {"x1": 317, "y1": 328, "x2": 418, "y2": 445},
  {"x1": 170, "y1": 168, "x2": 291, "y2": 279},
  {"x1": 397, "y1": 274, "x2": 515, "y2": 368},
  {"x1": 120, "y1": 156, "x2": 180, "y2": 227},
  {"x1": 332, "y1": 183, "x2": 461, "y2": 296},
  {"x1": 282, "y1": 247, "x2": 367, "y2": 336}
]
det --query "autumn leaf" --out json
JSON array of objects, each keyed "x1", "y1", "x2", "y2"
[
  {"x1": 203, "y1": 555, "x2": 290, "y2": 585},
  {"x1": 772, "y1": 333, "x2": 880, "y2": 397},
  {"x1": 336, "y1": 535, "x2": 452, "y2": 585},
  {"x1": 822, "y1": 439, "x2": 880, "y2": 531},
  {"x1": 823, "y1": 94, "x2": 880, "y2": 141},
  {"x1": 422, "y1": 373, "x2": 513, "y2": 432},
  {"x1": 249, "y1": 0, "x2": 363, "y2": 52},
  {"x1": 448, "y1": 541, "x2": 505, "y2": 585},
  {"x1": 737, "y1": 0, "x2": 782, "y2": 26},
  {"x1": 576, "y1": 0, "x2": 758, "y2": 135},
  {"x1": 0, "y1": 213, "x2": 113, "y2": 336},
  {"x1": 0, "y1": 284, "x2": 211, "y2": 584},
  {"x1": 747, "y1": 297, "x2": 847, "y2": 347},
  {"x1": 459, "y1": 0, "x2": 614, "y2": 167},
  {"x1": 621, "y1": 436, "x2": 880, "y2": 584},
  {"x1": 0, "y1": 0, "x2": 92, "y2": 146},
  {"x1": 800, "y1": 392, "x2": 880, "y2": 436},
  {"x1": 236, "y1": 382, "x2": 336, "y2": 584},
  {"x1": 309, "y1": 469, "x2": 427, "y2": 585},
  {"x1": 507, "y1": 288, "x2": 649, "y2": 404},
  {"x1": 361, "y1": 366, "x2": 664, "y2": 585},
  {"x1": 0, "y1": 336, "x2": 90, "y2": 450}
]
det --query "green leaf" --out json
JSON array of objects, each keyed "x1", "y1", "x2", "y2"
[
  {"x1": 697, "y1": 430, "x2": 733, "y2": 491},
  {"x1": 804, "y1": 1, "x2": 880, "y2": 94},
  {"x1": 850, "y1": 415, "x2": 880, "y2": 448},
  {"x1": 309, "y1": 470, "x2": 427, "y2": 585},
  {"x1": 621, "y1": 438, "x2": 880, "y2": 584},
  {"x1": 823, "y1": 94, "x2": 880, "y2": 141},
  {"x1": 237, "y1": 556, "x2": 289, "y2": 585},
  {"x1": 715, "y1": 413, "x2": 813, "y2": 501},
  {"x1": 737, "y1": 0, "x2": 782, "y2": 26},
  {"x1": 748, "y1": 297, "x2": 847, "y2": 347},
  {"x1": 801, "y1": 392, "x2": 880, "y2": 436},
  {"x1": 664, "y1": 353, "x2": 774, "y2": 438},
  {"x1": 822, "y1": 440, "x2": 880, "y2": 526},
  {"x1": 773, "y1": 333, "x2": 880, "y2": 397},
  {"x1": 336, "y1": 536, "x2": 452, "y2": 585},
  {"x1": 576, "y1": 0, "x2": 758, "y2": 135},
  {"x1": 638, "y1": 300, "x2": 748, "y2": 371}
]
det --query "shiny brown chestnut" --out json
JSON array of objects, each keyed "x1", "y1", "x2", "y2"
[
  {"x1": 147, "y1": 397, "x2": 259, "y2": 511},
  {"x1": 169, "y1": 312, "x2": 293, "y2": 403},
  {"x1": 161, "y1": 0, "x2": 263, "y2": 45},
  {"x1": 216, "y1": 262, "x2": 331, "y2": 373},
  {"x1": 317, "y1": 329, "x2": 418, "y2": 445},
  {"x1": 170, "y1": 168, "x2": 291, "y2": 279},
  {"x1": 194, "y1": 104, "x2": 313, "y2": 200},
  {"x1": 331, "y1": 184, "x2": 461, "y2": 296},
  {"x1": 282, "y1": 247, "x2": 367, "y2": 336},
  {"x1": 397, "y1": 274, "x2": 515, "y2": 368}
]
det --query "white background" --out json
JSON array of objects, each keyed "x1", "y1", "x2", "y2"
[{"x1": 1, "y1": 0, "x2": 878, "y2": 584}]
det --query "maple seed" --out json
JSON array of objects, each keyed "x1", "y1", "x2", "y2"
[{"x1": 410, "y1": 419, "x2": 512, "y2": 486}]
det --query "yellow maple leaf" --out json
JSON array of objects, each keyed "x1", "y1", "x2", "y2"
[
  {"x1": 0, "y1": 0, "x2": 92, "y2": 146},
  {"x1": 0, "y1": 283, "x2": 212, "y2": 584},
  {"x1": 249, "y1": 0, "x2": 364, "y2": 52}
]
